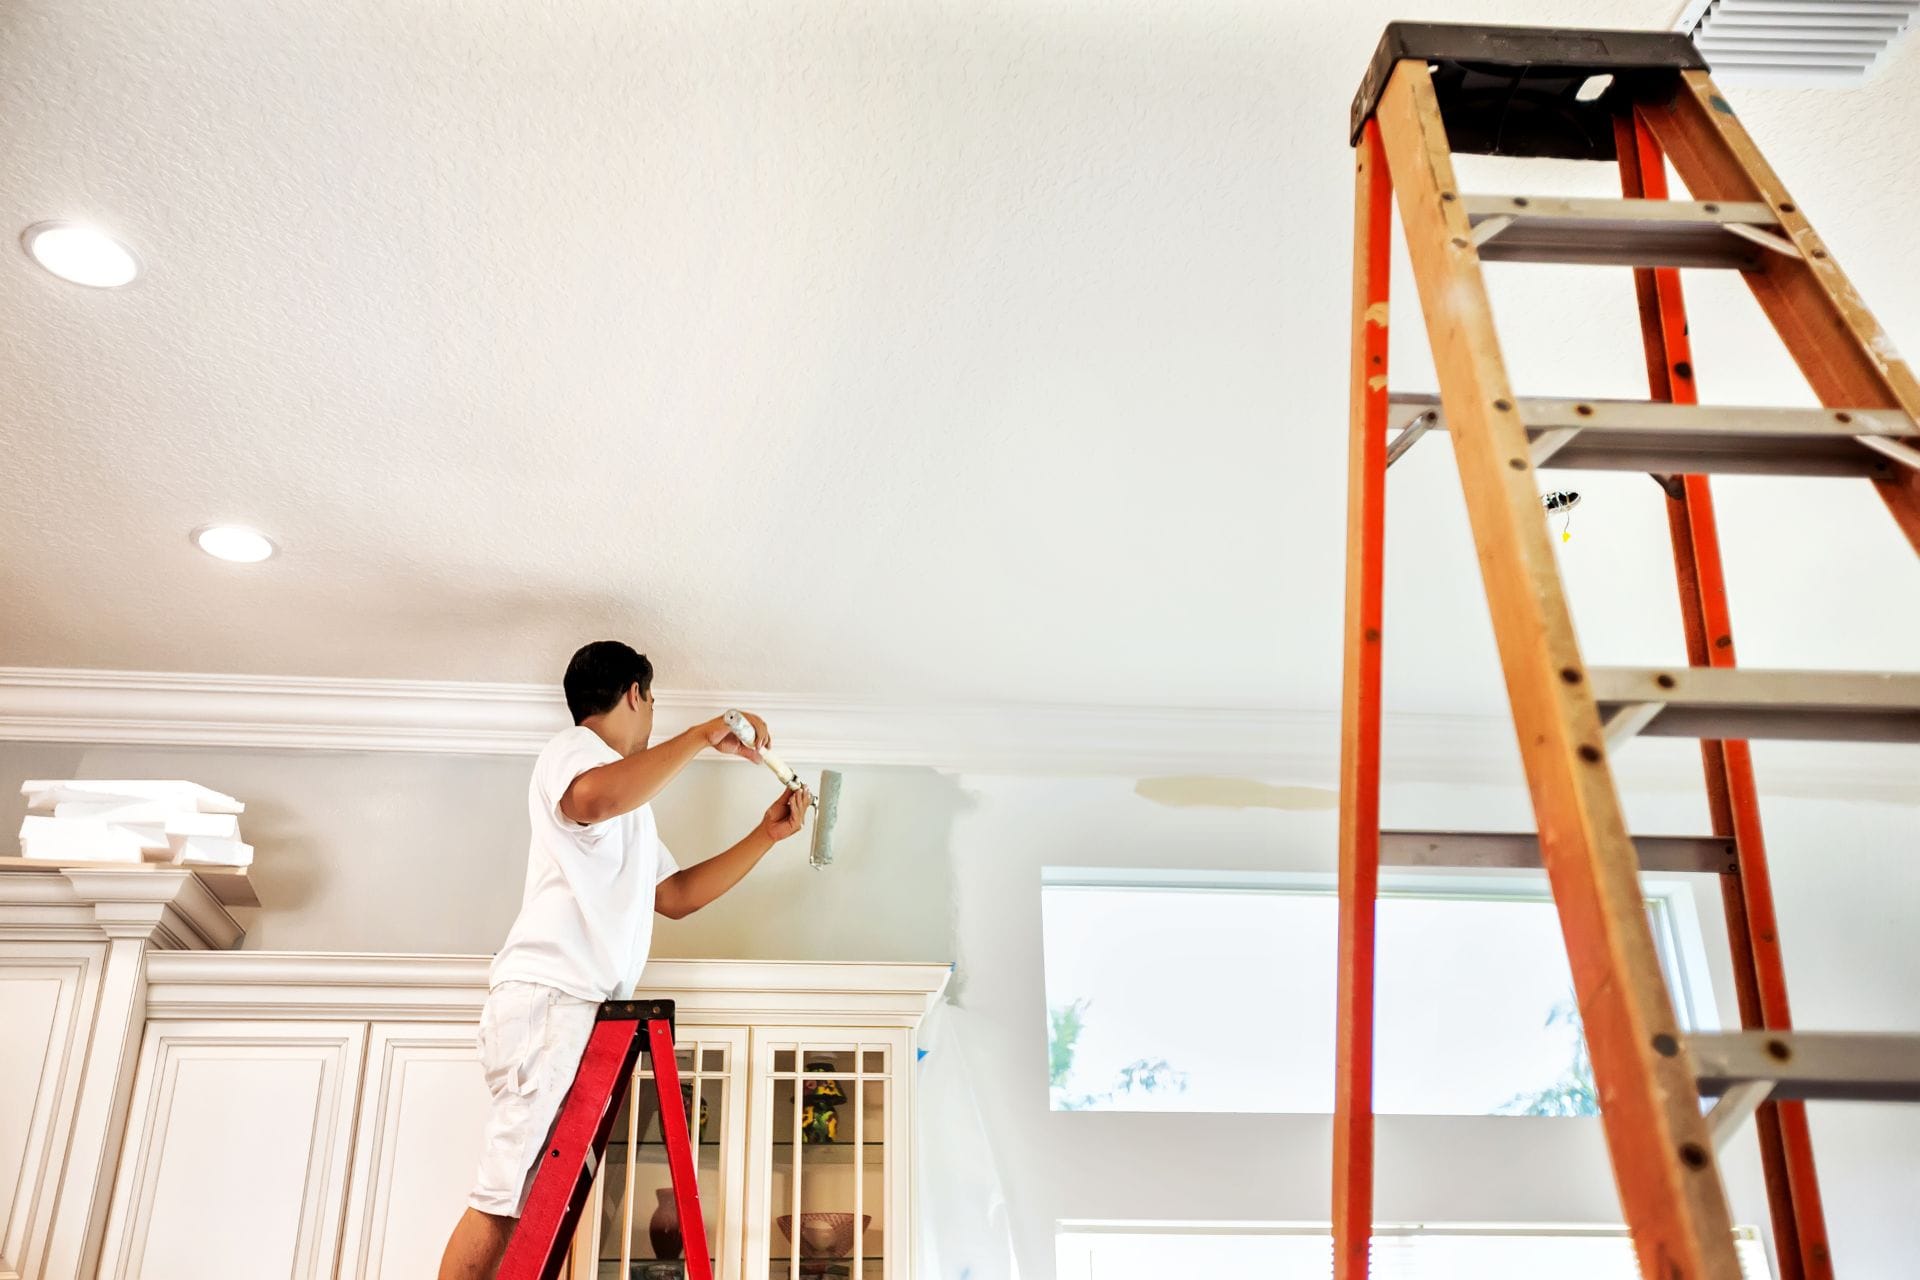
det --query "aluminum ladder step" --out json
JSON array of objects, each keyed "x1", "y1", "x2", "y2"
[
  {"x1": 1464, "y1": 195, "x2": 1795, "y2": 269},
  {"x1": 1591, "y1": 667, "x2": 1920, "y2": 745},
  {"x1": 1689, "y1": 1031, "x2": 1920, "y2": 1104},
  {"x1": 1386, "y1": 394, "x2": 1920, "y2": 477},
  {"x1": 1383, "y1": 830, "x2": 1736, "y2": 875}
]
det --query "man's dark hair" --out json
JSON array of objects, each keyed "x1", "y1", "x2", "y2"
[{"x1": 563, "y1": 641, "x2": 653, "y2": 724}]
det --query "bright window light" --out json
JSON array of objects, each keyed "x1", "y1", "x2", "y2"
[
  {"x1": 1040, "y1": 872, "x2": 1716, "y2": 1115},
  {"x1": 192, "y1": 524, "x2": 277, "y2": 563},
  {"x1": 21, "y1": 222, "x2": 141, "y2": 288}
]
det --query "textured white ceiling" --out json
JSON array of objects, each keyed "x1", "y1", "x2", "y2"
[{"x1": 3, "y1": 0, "x2": 1917, "y2": 714}]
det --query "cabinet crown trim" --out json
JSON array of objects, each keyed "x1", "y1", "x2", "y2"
[
  {"x1": 139, "y1": 951, "x2": 953, "y2": 1024},
  {"x1": 0, "y1": 864, "x2": 242, "y2": 949}
]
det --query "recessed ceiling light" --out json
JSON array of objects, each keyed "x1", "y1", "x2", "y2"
[
  {"x1": 21, "y1": 221, "x2": 141, "y2": 288},
  {"x1": 191, "y1": 524, "x2": 276, "y2": 563}
]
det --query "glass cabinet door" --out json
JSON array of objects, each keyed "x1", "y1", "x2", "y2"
[
  {"x1": 747, "y1": 1031, "x2": 909, "y2": 1280},
  {"x1": 572, "y1": 1027, "x2": 748, "y2": 1280}
]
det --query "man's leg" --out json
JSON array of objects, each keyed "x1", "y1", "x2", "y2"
[
  {"x1": 438, "y1": 1206, "x2": 515, "y2": 1280},
  {"x1": 452, "y1": 984, "x2": 601, "y2": 1280}
]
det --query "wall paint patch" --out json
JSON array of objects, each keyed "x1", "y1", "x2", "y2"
[{"x1": 1135, "y1": 776, "x2": 1337, "y2": 811}]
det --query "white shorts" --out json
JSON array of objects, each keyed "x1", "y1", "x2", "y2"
[{"x1": 469, "y1": 981, "x2": 600, "y2": 1217}]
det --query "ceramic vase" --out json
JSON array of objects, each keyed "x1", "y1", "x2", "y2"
[{"x1": 648, "y1": 1187, "x2": 682, "y2": 1259}]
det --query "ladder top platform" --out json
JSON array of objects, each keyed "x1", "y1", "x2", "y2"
[{"x1": 1350, "y1": 22, "x2": 1709, "y2": 159}]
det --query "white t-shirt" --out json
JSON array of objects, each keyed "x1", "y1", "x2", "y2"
[{"x1": 489, "y1": 725, "x2": 681, "y2": 1001}]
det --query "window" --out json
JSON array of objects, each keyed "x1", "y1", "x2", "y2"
[
  {"x1": 1041, "y1": 870, "x2": 1717, "y2": 1114},
  {"x1": 1055, "y1": 1223, "x2": 1775, "y2": 1280}
]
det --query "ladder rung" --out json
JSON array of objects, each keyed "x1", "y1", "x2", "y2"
[
  {"x1": 1464, "y1": 195, "x2": 1789, "y2": 269},
  {"x1": 1385, "y1": 395, "x2": 1917, "y2": 477},
  {"x1": 1591, "y1": 667, "x2": 1920, "y2": 745},
  {"x1": 1382, "y1": 830, "x2": 1736, "y2": 874},
  {"x1": 1689, "y1": 1032, "x2": 1920, "y2": 1103}
]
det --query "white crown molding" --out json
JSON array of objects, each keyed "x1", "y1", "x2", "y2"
[
  {"x1": 0, "y1": 664, "x2": 1349, "y2": 776},
  {"x1": 0, "y1": 666, "x2": 570, "y2": 755},
  {"x1": 0, "y1": 666, "x2": 1913, "y2": 801}
]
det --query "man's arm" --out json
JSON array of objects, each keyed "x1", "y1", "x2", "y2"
[
  {"x1": 560, "y1": 712, "x2": 769, "y2": 825},
  {"x1": 655, "y1": 787, "x2": 811, "y2": 920}
]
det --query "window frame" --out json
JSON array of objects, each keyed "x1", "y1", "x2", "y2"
[{"x1": 1054, "y1": 1219, "x2": 1773, "y2": 1280}]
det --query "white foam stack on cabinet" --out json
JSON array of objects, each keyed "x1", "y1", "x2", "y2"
[
  {"x1": 17, "y1": 779, "x2": 253, "y2": 867},
  {"x1": 1679, "y1": 0, "x2": 1920, "y2": 86}
]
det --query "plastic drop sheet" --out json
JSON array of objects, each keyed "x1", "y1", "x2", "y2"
[{"x1": 912, "y1": 997, "x2": 1020, "y2": 1280}]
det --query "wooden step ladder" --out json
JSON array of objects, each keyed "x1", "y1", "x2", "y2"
[{"x1": 1337, "y1": 23, "x2": 1920, "y2": 1280}]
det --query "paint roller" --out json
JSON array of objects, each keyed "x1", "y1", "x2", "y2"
[{"x1": 722, "y1": 709, "x2": 842, "y2": 869}]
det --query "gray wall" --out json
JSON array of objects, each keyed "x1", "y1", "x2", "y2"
[
  {"x1": 2, "y1": 740, "x2": 536, "y2": 953},
  {"x1": 2, "y1": 740, "x2": 1916, "y2": 1276},
  {"x1": 0, "y1": 742, "x2": 961, "y2": 960}
]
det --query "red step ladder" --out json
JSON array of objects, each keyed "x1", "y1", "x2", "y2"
[{"x1": 498, "y1": 998, "x2": 712, "y2": 1280}]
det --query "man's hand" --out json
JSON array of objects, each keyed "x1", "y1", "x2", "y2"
[
  {"x1": 705, "y1": 711, "x2": 770, "y2": 762},
  {"x1": 759, "y1": 786, "x2": 813, "y2": 843}
]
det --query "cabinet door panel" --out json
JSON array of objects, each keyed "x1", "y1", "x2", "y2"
[
  {"x1": 0, "y1": 945, "x2": 97, "y2": 1280},
  {"x1": 96, "y1": 1020, "x2": 365, "y2": 1280},
  {"x1": 572, "y1": 1026, "x2": 749, "y2": 1280},
  {"x1": 749, "y1": 1029, "x2": 910, "y2": 1280},
  {"x1": 338, "y1": 1023, "x2": 491, "y2": 1279}
]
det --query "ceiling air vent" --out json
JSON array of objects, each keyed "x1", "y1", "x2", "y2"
[{"x1": 1677, "y1": 0, "x2": 1920, "y2": 86}]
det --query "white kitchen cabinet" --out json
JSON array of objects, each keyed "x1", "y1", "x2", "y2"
[
  {"x1": 570, "y1": 1022, "x2": 924, "y2": 1280},
  {"x1": 748, "y1": 1029, "x2": 912, "y2": 1280},
  {"x1": 0, "y1": 943, "x2": 100, "y2": 1280},
  {"x1": 93, "y1": 1019, "x2": 367, "y2": 1280},
  {"x1": 0, "y1": 874, "x2": 948, "y2": 1280},
  {"x1": 337, "y1": 1022, "x2": 493, "y2": 1280},
  {"x1": 568, "y1": 1028, "x2": 751, "y2": 1280},
  {"x1": 0, "y1": 865, "x2": 241, "y2": 1280}
]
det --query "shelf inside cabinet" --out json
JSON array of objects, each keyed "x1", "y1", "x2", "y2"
[
  {"x1": 597, "y1": 1234, "x2": 722, "y2": 1264},
  {"x1": 764, "y1": 1260, "x2": 886, "y2": 1279},
  {"x1": 596, "y1": 1257, "x2": 717, "y2": 1279},
  {"x1": 769, "y1": 1141, "x2": 886, "y2": 1167}
]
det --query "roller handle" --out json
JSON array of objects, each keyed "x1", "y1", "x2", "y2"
[{"x1": 722, "y1": 709, "x2": 803, "y2": 791}]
